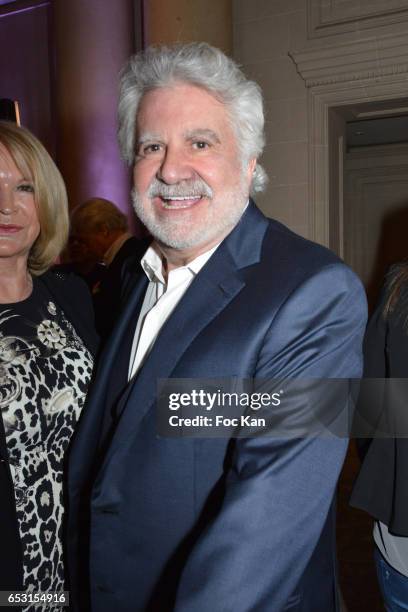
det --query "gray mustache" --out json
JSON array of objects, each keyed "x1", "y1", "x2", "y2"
[{"x1": 148, "y1": 179, "x2": 213, "y2": 199}]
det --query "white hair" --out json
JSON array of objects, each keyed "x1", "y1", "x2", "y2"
[{"x1": 118, "y1": 42, "x2": 268, "y2": 194}]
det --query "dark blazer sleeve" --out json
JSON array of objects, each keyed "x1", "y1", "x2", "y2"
[
  {"x1": 362, "y1": 293, "x2": 388, "y2": 376},
  {"x1": 351, "y1": 274, "x2": 408, "y2": 535},
  {"x1": 175, "y1": 263, "x2": 367, "y2": 612},
  {"x1": 352, "y1": 288, "x2": 388, "y2": 457}
]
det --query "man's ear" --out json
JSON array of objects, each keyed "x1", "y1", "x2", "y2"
[
  {"x1": 246, "y1": 158, "x2": 257, "y2": 188},
  {"x1": 100, "y1": 223, "x2": 110, "y2": 237}
]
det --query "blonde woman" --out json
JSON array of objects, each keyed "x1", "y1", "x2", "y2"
[{"x1": 0, "y1": 121, "x2": 97, "y2": 605}]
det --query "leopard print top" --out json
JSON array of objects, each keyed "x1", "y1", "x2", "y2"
[{"x1": 0, "y1": 278, "x2": 93, "y2": 610}]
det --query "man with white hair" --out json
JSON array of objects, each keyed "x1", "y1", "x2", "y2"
[{"x1": 68, "y1": 43, "x2": 367, "y2": 611}]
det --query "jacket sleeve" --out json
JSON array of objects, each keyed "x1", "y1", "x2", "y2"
[
  {"x1": 175, "y1": 263, "x2": 367, "y2": 612},
  {"x1": 353, "y1": 287, "x2": 388, "y2": 457},
  {"x1": 351, "y1": 272, "x2": 408, "y2": 534}
]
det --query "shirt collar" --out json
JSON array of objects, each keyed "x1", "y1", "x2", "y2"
[
  {"x1": 141, "y1": 242, "x2": 220, "y2": 284},
  {"x1": 141, "y1": 245, "x2": 165, "y2": 283}
]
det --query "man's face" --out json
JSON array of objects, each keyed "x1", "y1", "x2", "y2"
[
  {"x1": 132, "y1": 83, "x2": 255, "y2": 257},
  {"x1": 68, "y1": 228, "x2": 107, "y2": 264}
]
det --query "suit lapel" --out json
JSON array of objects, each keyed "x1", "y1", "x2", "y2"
[{"x1": 100, "y1": 203, "x2": 269, "y2": 464}]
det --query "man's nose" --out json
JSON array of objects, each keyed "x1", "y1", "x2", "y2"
[{"x1": 156, "y1": 146, "x2": 194, "y2": 184}]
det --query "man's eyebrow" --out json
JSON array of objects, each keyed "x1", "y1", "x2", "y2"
[
  {"x1": 185, "y1": 129, "x2": 221, "y2": 143},
  {"x1": 135, "y1": 133, "x2": 162, "y2": 146}
]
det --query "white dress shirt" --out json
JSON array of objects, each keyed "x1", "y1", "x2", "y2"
[{"x1": 128, "y1": 243, "x2": 219, "y2": 380}]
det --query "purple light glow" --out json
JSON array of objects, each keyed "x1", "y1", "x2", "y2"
[
  {"x1": 53, "y1": 0, "x2": 136, "y2": 224},
  {"x1": 0, "y1": 2, "x2": 49, "y2": 19}
]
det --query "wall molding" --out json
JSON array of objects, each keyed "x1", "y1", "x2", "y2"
[
  {"x1": 308, "y1": 0, "x2": 408, "y2": 39},
  {"x1": 288, "y1": 1, "x2": 408, "y2": 248},
  {"x1": 289, "y1": 33, "x2": 408, "y2": 88},
  {"x1": 306, "y1": 81, "x2": 408, "y2": 247}
]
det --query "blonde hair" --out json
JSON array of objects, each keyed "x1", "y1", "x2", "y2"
[{"x1": 0, "y1": 121, "x2": 69, "y2": 275}]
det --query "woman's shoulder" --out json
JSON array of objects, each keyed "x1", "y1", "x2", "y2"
[
  {"x1": 38, "y1": 269, "x2": 92, "y2": 312},
  {"x1": 38, "y1": 267, "x2": 94, "y2": 313},
  {"x1": 38, "y1": 268, "x2": 99, "y2": 353},
  {"x1": 39, "y1": 267, "x2": 89, "y2": 291}
]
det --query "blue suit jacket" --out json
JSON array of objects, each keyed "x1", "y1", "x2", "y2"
[{"x1": 67, "y1": 202, "x2": 367, "y2": 612}]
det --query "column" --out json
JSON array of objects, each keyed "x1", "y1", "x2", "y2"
[{"x1": 54, "y1": 0, "x2": 135, "y2": 215}]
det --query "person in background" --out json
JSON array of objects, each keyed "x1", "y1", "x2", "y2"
[
  {"x1": 0, "y1": 120, "x2": 98, "y2": 606},
  {"x1": 351, "y1": 263, "x2": 408, "y2": 611},
  {"x1": 69, "y1": 198, "x2": 132, "y2": 279},
  {"x1": 67, "y1": 198, "x2": 139, "y2": 336},
  {"x1": 67, "y1": 43, "x2": 367, "y2": 611}
]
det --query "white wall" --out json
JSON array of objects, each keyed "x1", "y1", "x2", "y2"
[
  {"x1": 233, "y1": 0, "x2": 408, "y2": 248},
  {"x1": 233, "y1": 0, "x2": 309, "y2": 237}
]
